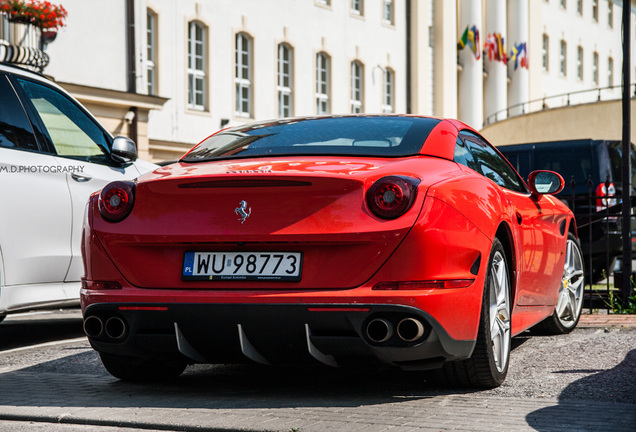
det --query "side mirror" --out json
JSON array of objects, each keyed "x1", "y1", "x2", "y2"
[
  {"x1": 527, "y1": 170, "x2": 565, "y2": 196},
  {"x1": 111, "y1": 136, "x2": 138, "y2": 163}
]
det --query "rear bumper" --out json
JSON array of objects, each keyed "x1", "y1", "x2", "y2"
[{"x1": 83, "y1": 302, "x2": 476, "y2": 371}]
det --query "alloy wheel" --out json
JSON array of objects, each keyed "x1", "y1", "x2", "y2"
[
  {"x1": 555, "y1": 238, "x2": 585, "y2": 328},
  {"x1": 489, "y1": 250, "x2": 511, "y2": 373}
]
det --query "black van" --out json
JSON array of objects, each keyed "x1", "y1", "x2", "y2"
[{"x1": 497, "y1": 139, "x2": 636, "y2": 282}]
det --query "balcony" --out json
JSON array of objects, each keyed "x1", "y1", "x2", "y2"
[{"x1": 0, "y1": 12, "x2": 54, "y2": 71}]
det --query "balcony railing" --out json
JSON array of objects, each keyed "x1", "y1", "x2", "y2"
[
  {"x1": 0, "y1": 12, "x2": 51, "y2": 71},
  {"x1": 484, "y1": 83, "x2": 636, "y2": 127}
]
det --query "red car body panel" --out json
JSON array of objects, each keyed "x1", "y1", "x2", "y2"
[{"x1": 80, "y1": 116, "x2": 576, "y2": 372}]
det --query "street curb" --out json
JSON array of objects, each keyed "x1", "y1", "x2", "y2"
[
  {"x1": 578, "y1": 314, "x2": 636, "y2": 328},
  {"x1": 0, "y1": 413, "x2": 261, "y2": 432}
]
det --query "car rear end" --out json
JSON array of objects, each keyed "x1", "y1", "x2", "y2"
[{"x1": 81, "y1": 117, "x2": 490, "y2": 372}]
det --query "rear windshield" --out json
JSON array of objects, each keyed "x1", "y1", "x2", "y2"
[{"x1": 181, "y1": 116, "x2": 440, "y2": 162}]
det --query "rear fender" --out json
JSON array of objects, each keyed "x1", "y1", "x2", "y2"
[{"x1": 367, "y1": 196, "x2": 491, "y2": 341}]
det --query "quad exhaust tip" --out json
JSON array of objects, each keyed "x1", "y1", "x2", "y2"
[
  {"x1": 83, "y1": 315, "x2": 127, "y2": 340},
  {"x1": 396, "y1": 318, "x2": 425, "y2": 342},
  {"x1": 104, "y1": 316, "x2": 127, "y2": 340},
  {"x1": 366, "y1": 318, "x2": 394, "y2": 343},
  {"x1": 83, "y1": 315, "x2": 103, "y2": 338}
]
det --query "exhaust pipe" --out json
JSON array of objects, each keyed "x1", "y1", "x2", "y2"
[
  {"x1": 83, "y1": 316, "x2": 104, "y2": 338},
  {"x1": 397, "y1": 318, "x2": 425, "y2": 342},
  {"x1": 104, "y1": 316, "x2": 127, "y2": 340},
  {"x1": 366, "y1": 318, "x2": 394, "y2": 343}
]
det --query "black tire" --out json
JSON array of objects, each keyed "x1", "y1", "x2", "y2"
[
  {"x1": 99, "y1": 353, "x2": 186, "y2": 382},
  {"x1": 533, "y1": 232, "x2": 585, "y2": 335},
  {"x1": 441, "y1": 238, "x2": 512, "y2": 388}
]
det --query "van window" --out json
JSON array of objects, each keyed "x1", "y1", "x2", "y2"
[
  {"x1": 606, "y1": 141, "x2": 636, "y2": 195},
  {"x1": 535, "y1": 145, "x2": 594, "y2": 193}
]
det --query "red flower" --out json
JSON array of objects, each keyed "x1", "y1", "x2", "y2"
[{"x1": 0, "y1": 0, "x2": 67, "y2": 30}]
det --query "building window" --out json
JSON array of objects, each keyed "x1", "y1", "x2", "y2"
[
  {"x1": 592, "y1": 51, "x2": 599, "y2": 85},
  {"x1": 383, "y1": 0, "x2": 394, "y2": 24},
  {"x1": 350, "y1": 61, "x2": 363, "y2": 113},
  {"x1": 560, "y1": 40, "x2": 567, "y2": 76},
  {"x1": 577, "y1": 0, "x2": 583, "y2": 15},
  {"x1": 592, "y1": 0, "x2": 598, "y2": 21},
  {"x1": 316, "y1": 52, "x2": 330, "y2": 115},
  {"x1": 146, "y1": 10, "x2": 157, "y2": 96},
  {"x1": 235, "y1": 33, "x2": 252, "y2": 117},
  {"x1": 608, "y1": 57, "x2": 614, "y2": 87},
  {"x1": 608, "y1": 1, "x2": 613, "y2": 28},
  {"x1": 576, "y1": 46, "x2": 584, "y2": 80},
  {"x1": 352, "y1": 0, "x2": 363, "y2": 15},
  {"x1": 187, "y1": 21, "x2": 205, "y2": 110},
  {"x1": 277, "y1": 43, "x2": 293, "y2": 118},
  {"x1": 382, "y1": 68, "x2": 394, "y2": 113},
  {"x1": 542, "y1": 34, "x2": 549, "y2": 71},
  {"x1": 316, "y1": 0, "x2": 330, "y2": 6},
  {"x1": 560, "y1": 0, "x2": 566, "y2": 9}
]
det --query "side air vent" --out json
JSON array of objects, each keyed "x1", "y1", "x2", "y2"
[{"x1": 470, "y1": 254, "x2": 481, "y2": 276}]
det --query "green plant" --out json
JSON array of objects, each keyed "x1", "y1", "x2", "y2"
[
  {"x1": 606, "y1": 290, "x2": 636, "y2": 314},
  {"x1": 0, "y1": 0, "x2": 67, "y2": 31}
]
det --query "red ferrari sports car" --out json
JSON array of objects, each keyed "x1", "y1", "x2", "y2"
[{"x1": 81, "y1": 115, "x2": 584, "y2": 388}]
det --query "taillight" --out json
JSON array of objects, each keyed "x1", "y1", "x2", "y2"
[
  {"x1": 595, "y1": 182, "x2": 616, "y2": 212},
  {"x1": 373, "y1": 280, "x2": 474, "y2": 290},
  {"x1": 82, "y1": 279, "x2": 122, "y2": 290},
  {"x1": 98, "y1": 181, "x2": 135, "y2": 222},
  {"x1": 366, "y1": 176, "x2": 420, "y2": 219}
]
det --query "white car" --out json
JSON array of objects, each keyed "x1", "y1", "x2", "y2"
[{"x1": 0, "y1": 63, "x2": 157, "y2": 321}]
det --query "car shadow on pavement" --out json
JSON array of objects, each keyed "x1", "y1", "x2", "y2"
[
  {"x1": 0, "y1": 349, "x2": 488, "y2": 410},
  {"x1": 0, "y1": 333, "x2": 539, "y2": 411},
  {"x1": 525, "y1": 349, "x2": 636, "y2": 432},
  {"x1": 0, "y1": 313, "x2": 84, "y2": 351}
]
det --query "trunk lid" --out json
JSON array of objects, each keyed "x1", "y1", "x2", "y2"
[{"x1": 93, "y1": 157, "x2": 443, "y2": 290}]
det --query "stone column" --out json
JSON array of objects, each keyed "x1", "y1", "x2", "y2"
[
  {"x1": 458, "y1": 0, "x2": 483, "y2": 129},
  {"x1": 507, "y1": 0, "x2": 529, "y2": 117},
  {"x1": 484, "y1": 0, "x2": 507, "y2": 123}
]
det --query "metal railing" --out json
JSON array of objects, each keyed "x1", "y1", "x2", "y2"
[
  {"x1": 563, "y1": 175, "x2": 635, "y2": 310},
  {"x1": 0, "y1": 12, "x2": 50, "y2": 71},
  {"x1": 484, "y1": 83, "x2": 636, "y2": 127}
]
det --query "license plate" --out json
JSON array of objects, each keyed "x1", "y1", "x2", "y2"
[{"x1": 182, "y1": 251, "x2": 302, "y2": 281}]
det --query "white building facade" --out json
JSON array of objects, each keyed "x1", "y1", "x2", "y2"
[
  {"x1": 33, "y1": 0, "x2": 636, "y2": 160},
  {"x1": 45, "y1": 0, "x2": 407, "y2": 161}
]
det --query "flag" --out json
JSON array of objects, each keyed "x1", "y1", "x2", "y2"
[
  {"x1": 509, "y1": 42, "x2": 528, "y2": 70},
  {"x1": 509, "y1": 44, "x2": 519, "y2": 69},
  {"x1": 458, "y1": 25, "x2": 481, "y2": 60},
  {"x1": 470, "y1": 25, "x2": 481, "y2": 60},
  {"x1": 457, "y1": 26, "x2": 468, "y2": 50},
  {"x1": 495, "y1": 34, "x2": 506, "y2": 64},
  {"x1": 485, "y1": 33, "x2": 496, "y2": 61},
  {"x1": 519, "y1": 43, "x2": 528, "y2": 69}
]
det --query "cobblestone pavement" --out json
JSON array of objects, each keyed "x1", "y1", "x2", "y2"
[{"x1": 0, "y1": 311, "x2": 634, "y2": 432}]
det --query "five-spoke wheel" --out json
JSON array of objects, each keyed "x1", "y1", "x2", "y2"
[
  {"x1": 489, "y1": 248, "x2": 511, "y2": 374},
  {"x1": 535, "y1": 232, "x2": 585, "y2": 334},
  {"x1": 442, "y1": 237, "x2": 511, "y2": 388}
]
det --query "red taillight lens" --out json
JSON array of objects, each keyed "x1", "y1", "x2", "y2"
[
  {"x1": 595, "y1": 182, "x2": 616, "y2": 211},
  {"x1": 82, "y1": 279, "x2": 122, "y2": 290},
  {"x1": 366, "y1": 176, "x2": 420, "y2": 219},
  {"x1": 373, "y1": 280, "x2": 474, "y2": 290},
  {"x1": 98, "y1": 181, "x2": 135, "y2": 222}
]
